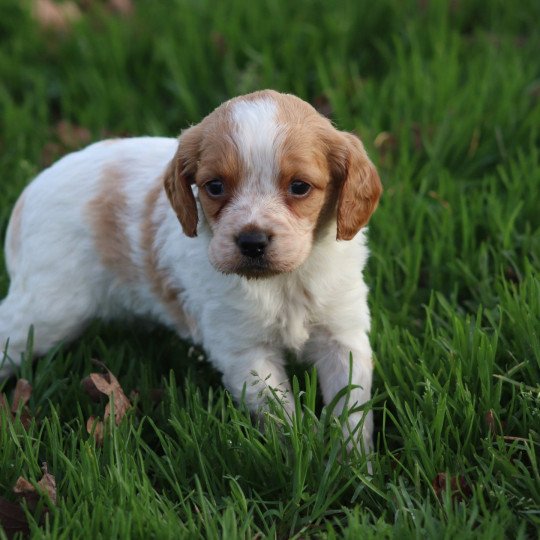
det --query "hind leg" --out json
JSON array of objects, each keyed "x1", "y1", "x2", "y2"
[{"x1": 0, "y1": 277, "x2": 99, "y2": 378}]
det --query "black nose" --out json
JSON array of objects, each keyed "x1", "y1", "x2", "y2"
[{"x1": 236, "y1": 230, "x2": 270, "y2": 258}]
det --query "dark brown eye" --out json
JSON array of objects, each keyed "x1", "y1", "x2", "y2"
[
  {"x1": 204, "y1": 179, "x2": 225, "y2": 197},
  {"x1": 289, "y1": 180, "x2": 311, "y2": 197}
]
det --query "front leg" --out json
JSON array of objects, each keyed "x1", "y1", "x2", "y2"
[
  {"x1": 209, "y1": 345, "x2": 294, "y2": 419},
  {"x1": 304, "y1": 330, "x2": 373, "y2": 453}
]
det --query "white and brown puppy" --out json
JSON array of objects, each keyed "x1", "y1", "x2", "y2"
[{"x1": 0, "y1": 90, "x2": 381, "y2": 450}]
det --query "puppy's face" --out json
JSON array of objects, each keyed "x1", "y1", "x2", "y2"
[{"x1": 164, "y1": 90, "x2": 382, "y2": 278}]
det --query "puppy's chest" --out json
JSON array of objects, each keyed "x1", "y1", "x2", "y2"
[{"x1": 253, "y1": 281, "x2": 318, "y2": 350}]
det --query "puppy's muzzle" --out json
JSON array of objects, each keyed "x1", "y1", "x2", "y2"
[{"x1": 235, "y1": 230, "x2": 270, "y2": 259}]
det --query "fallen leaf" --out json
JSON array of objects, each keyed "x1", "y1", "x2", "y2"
[
  {"x1": 410, "y1": 123, "x2": 424, "y2": 153},
  {"x1": 0, "y1": 497, "x2": 29, "y2": 538},
  {"x1": 427, "y1": 191, "x2": 450, "y2": 209},
  {"x1": 210, "y1": 31, "x2": 228, "y2": 57},
  {"x1": 527, "y1": 81, "x2": 540, "y2": 101},
  {"x1": 0, "y1": 393, "x2": 8, "y2": 412},
  {"x1": 312, "y1": 94, "x2": 333, "y2": 119},
  {"x1": 0, "y1": 464, "x2": 56, "y2": 536},
  {"x1": 13, "y1": 464, "x2": 57, "y2": 510},
  {"x1": 0, "y1": 380, "x2": 33, "y2": 430},
  {"x1": 11, "y1": 379, "x2": 32, "y2": 413},
  {"x1": 374, "y1": 131, "x2": 396, "y2": 150},
  {"x1": 83, "y1": 362, "x2": 131, "y2": 445},
  {"x1": 41, "y1": 121, "x2": 92, "y2": 166},
  {"x1": 88, "y1": 371, "x2": 131, "y2": 425},
  {"x1": 504, "y1": 266, "x2": 520, "y2": 283},
  {"x1": 432, "y1": 472, "x2": 472, "y2": 502},
  {"x1": 485, "y1": 409, "x2": 497, "y2": 435},
  {"x1": 32, "y1": 0, "x2": 81, "y2": 32},
  {"x1": 54, "y1": 121, "x2": 91, "y2": 150},
  {"x1": 37, "y1": 466, "x2": 56, "y2": 506},
  {"x1": 12, "y1": 477, "x2": 34, "y2": 494},
  {"x1": 81, "y1": 376, "x2": 105, "y2": 403},
  {"x1": 108, "y1": 0, "x2": 134, "y2": 16},
  {"x1": 40, "y1": 141, "x2": 64, "y2": 166},
  {"x1": 86, "y1": 415, "x2": 104, "y2": 446},
  {"x1": 12, "y1": 379, "x2": 33, "y2": 429},
  {"x1": 13, "y1": 478, "x2": 40, "y2": 512},
  {"x1": 374, "y1": 131, "x2": 398, "y2": 167}
]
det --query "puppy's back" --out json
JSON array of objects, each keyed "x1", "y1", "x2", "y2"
[{"x1": 4, "y1": 137, "x2": 177, "y2": 277}]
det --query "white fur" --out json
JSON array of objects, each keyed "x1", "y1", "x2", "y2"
[
  {"x1": 231, "y1": 97, "x2": 281, "y2": 194},
  {"x1": 1, "y1": 95, "x2": 375, "y2": 453}
]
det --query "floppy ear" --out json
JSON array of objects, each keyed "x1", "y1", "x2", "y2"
[
  {"x1": 333, "y1": 132, "x2": 382, "y2": 241},
  {"x1": 163, "y1": 125, "x2": 202, "y2": 238}
]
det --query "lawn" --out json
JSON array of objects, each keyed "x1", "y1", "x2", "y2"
[{"x1": 1, "y1": 0, "x2": 539, "y2": 538}]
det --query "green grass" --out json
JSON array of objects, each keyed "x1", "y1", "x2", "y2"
[{"x1": 1, "y1": 0, "x2": 539, "y2": 537}]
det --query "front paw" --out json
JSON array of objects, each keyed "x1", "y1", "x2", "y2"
[{"x1": 343, "y1": 409, "x2": 373, "y2": 455}]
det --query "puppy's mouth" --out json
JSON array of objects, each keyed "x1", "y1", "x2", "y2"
[{"x1": 234, "y1": 256, "x2": 282, "y2": 279}]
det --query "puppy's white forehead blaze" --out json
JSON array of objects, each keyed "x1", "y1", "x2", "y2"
[{"x1": 231, "y1": 98, "x2": 282, "y2": 195}]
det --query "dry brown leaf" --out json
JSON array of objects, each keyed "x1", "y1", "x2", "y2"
[
  {"x1": 0, "y1": 380, "x2": 33, "y2": 430},
  {"x1": 13, "y1": 464, "x2": 57, "y2": 509},
  {"x1": 12, "y1": 379, "x2": 33, "y2": 429},
  {"x1": 83, "y1": 363, "x2": 131, "y2": 445},
  {"x1": 13, "y1": 477, "x2": 34, "y2": 494},
  {"x1": 37, "y1": 467, "x2": 57, "y2": 506},
  {"x1": 88, "y1": 371, "x2": 131, "y2": 425},
  {"x1": 427, "y1": 191, "x2": 450, "y2": 209},
  {"x1": 374, "y1": 131, "x2": 398, "y2": 167},
  {"x1": 41, "y1": 121, "x2": 91, "y2": 166},
  {"x1": 108, "y1": 0, "x2": 134, "y2": 16},
  {"x1": 54, "y1": 121, "x2": 91, "y2": 150},
  {"x1": 13, "y1": 477, "x2": 40, "y2": 512},
  {"x1": 33, "y1": 0, "x2": 81, "y2": 32},
  {"x1": 1, "y1": 464, "x2": 57, "y2": 536},
  {"x1": 432, "y1": 472, "x2": 472, "y2": 502},
  {"x1": 86, "y1": 415, "x2": 104, "y2": 446},
  {"x1": 0, "y1": 497, "x2": 29, "y2": 538},
  {"x1": 0, "y1": 393, "x2": 9, "y2": 413},
  {"x1": 11, "y1": 379, "x2": 32, "y2": 413},
  {"x1": 40, "y1": 141, "x2": 64, "y2": 166},
  {"x1": 18, "y1": 408, "x2": 33, "y2": 430},
  {"x1": 81, "y1": 376, "x2": 105, "y2": 403},
  {"x1": 485, "y1": 409, "x2": 497, "y2": 435},
  {"x1": 312, "y1": 94, "x2": 333, "y2": 119},
  {"x1": 210, "y1": 31, "x2": 228, "y2": 57}
]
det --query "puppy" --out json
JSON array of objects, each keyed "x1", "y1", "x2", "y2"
[{"x1": 0, "y1": 90, "x2": 381, "y2": 450}]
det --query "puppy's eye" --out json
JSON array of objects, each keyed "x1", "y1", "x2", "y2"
[
  {"x1": 204, "y1": 179, "x2": 225, "y2": 197},
  {"x1": 289, "y1": 180, "x2": 311, "y2": 197}
]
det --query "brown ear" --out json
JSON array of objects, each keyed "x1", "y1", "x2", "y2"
[
  {"x1": 334, "y1": 132, "x2": 382, "y2": 241},
  {"x1": 163, "y1": 126, "x2": 202, "y2": 238}
]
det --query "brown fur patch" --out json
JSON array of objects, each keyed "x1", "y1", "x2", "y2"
[
  {"x1": 273, "y1": 93, "x2": 339, "y2": 229},
  {"x1": 334, "y1": 133, "x2": 382, "y2": 240},
  {"x1": 164, "y1": 126, "x2": 201, "y2": 237},
  {"x1": 87, "y1": 168, "x2": 138, "y2": 282},
  {"x1": 277, "y1": 127, "x2": 332, "y2": 225},
  {"x1": 165, "y1": 103, "x2": 244, "y2": 234},
  {"x1": 9, "y1": 193, "x2": 25, "y2": 258},
  {"x1": 142, "y1": 180, "x2": 189, "y2": 329},
  {"x1": 195, "y1": 109, "x2": 244, "y2": 225},
  {"x1": 273, "y1": 92, "x2": 382, "y2": 240}
]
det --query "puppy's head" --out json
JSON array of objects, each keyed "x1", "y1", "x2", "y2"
[{"x1": 164, "y1": 90, "x2": 381, "y2": 277}]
